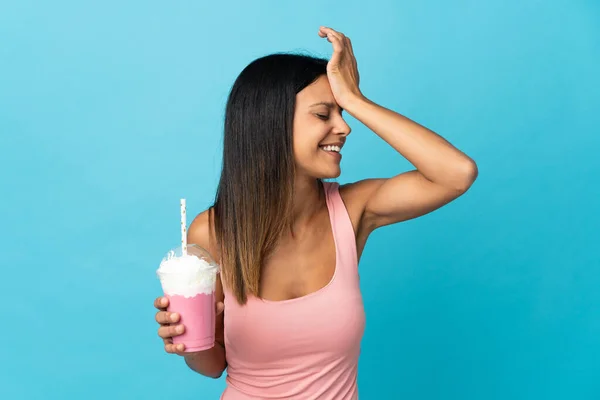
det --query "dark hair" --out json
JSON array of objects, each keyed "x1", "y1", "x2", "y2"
[{"x1": 211, "y1": 53, "x2": 328, "y2": 305}]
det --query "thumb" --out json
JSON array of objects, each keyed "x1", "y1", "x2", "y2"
[{"x1": 216, "y1": 301, "x2": 225, "y2": 316}]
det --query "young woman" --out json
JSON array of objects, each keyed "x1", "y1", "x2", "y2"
[{"x1": 154, "y1": 26, "x2": 477, "y2": 399}]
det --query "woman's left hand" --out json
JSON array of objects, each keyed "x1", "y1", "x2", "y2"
[{"x1": 318, "y1": 26, "x2": 364, "y2": 110}]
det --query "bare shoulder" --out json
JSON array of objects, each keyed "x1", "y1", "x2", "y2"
[
  {"x1": 188, "y1": 208, "x2": 224, "y2": 299},
  {"x1": 339, "y1": 179, "x2": 386, "y2": 203},
  {"x1": 188, "y1": 208, "x2": 219, "y2": 261},
  {"x1": 338, "y1": 179, "x2": 386, "y2": 235}
]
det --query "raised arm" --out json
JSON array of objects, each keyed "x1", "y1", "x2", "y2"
[
  {"x1": 318, "y1": 26, "x2": 477, "y2": 233},
  {"x1": 346, "y1": 96, "x2": 477, "y2": 232}
]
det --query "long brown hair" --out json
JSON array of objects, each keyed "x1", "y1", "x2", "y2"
[{"x1": 211, "y1": 53, "x2": 328, "y2": 305}]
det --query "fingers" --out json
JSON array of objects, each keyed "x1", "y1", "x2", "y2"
[
  {"x1": 319, "y1": 26, "x2": 353, "y2": 57},
  {"x1": 216, "y1": 301, "x2": 225, "y2": 316},
  {"x1": 319, "y1": 26, "x2": 344, "y2": 40},
  {"x1": 158, "y1": 323, "x2": 185, "y2": 339},
  {"x1": 165, "y1": 342, "x2": 186, "y2": 355},
  {"x1": 345, "y1": 37, "x2": 355, "y2": 58},
  {"x1": 154, "y1": 296, "x2": 169, "y2": 310},
  {"x1": 319, "y1": 27, "x2": 345, "y2": 42},
  {"x1": 157, "y1": 317, "x2": 185, "y2": 356},
  {"x1": 155, "y1": 311, "x2": 180, "y2": 325},
  {"x1": 319, "y1": 26, "x2": 342, "y2": 44},
  {"x1": 155, "y1": 295, "x2": 187, "y2": 356}
]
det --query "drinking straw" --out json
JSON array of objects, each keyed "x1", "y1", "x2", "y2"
[{"x1": 180, "y1": 199, "x2": 187, "y2": 255}]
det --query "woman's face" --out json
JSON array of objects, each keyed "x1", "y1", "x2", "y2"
[{"x1": 293, "y1": 75, "x2": 351, "y2": 179}]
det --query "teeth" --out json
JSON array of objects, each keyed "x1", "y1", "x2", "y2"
[{"x1": 321, "y1": 145, "x2": 341, "y2": 153}]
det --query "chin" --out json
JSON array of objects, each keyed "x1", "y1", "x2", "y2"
[
  {"x1": 297, "y1": 160, "x2": 342, "y2": 180},
  {"x1": 316, "y1": 167, "x2": 341, "y2": 179}
]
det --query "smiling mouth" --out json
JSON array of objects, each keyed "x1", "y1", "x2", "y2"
[
  {"x1": 319, "y1": 146, "x2": 342, "y2": 160},
  {"x1": 319, "y1": 144, "x2": 342, "y2": 153}
]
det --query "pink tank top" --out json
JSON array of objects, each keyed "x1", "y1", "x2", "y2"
[{"x1": 220, "y1": 181, "x2": 366, "y2": 400}]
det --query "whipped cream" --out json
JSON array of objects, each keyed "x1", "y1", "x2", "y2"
[{"x1": 157, "y1": 251, "x2": 218, "y2": 297}]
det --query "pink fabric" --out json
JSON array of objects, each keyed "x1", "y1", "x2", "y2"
[{"x1": 221, "y1": 181, "x2": 365, "y2": 400}]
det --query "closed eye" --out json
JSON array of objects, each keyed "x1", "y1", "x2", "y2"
[{"x1": 316, "y1": 114, "x2": 330, "y2": 121}]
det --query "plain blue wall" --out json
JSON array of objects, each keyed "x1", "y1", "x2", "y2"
[{"x1": 1, "y1": 1, "x2": 598, "y2": 399}]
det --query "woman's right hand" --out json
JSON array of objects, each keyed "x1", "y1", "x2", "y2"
[
  {"x1": 155, "y1": 296, "x2": 187, "y2": 355},
  {"x1": 154, "y1": 296, "x2": 225, "y2": 355}
]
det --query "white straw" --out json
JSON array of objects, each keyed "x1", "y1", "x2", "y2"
[{"x1": 180, "y1": 198, "x2": 187, "y2": 255}]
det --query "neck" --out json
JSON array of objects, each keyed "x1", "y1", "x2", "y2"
[{"x1": 290, "y1": 175, "x2": 324, "y2": 235}]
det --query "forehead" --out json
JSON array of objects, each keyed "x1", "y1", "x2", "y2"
[{"x1": 296, "y1": 75, "x2": 336, "y2": 106}]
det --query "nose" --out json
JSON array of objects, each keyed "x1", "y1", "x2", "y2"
[{"x1": 334, "y1": 115, "x2": 351, "y2": 137}]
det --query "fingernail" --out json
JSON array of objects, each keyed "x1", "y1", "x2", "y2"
[
  {"x1": 176, "y1": 325, "x2": 184, "y2": 333},
  {"x1": 161, "y1": 298, "x2": 167, "y2": 306},
  {"x1": 171, "y1": 313, "x2": 178, "y2": 322}
]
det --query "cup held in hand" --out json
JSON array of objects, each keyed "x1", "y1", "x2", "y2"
[{"x1": 157, "y1": 244, "x2": 220, "y2": 352}]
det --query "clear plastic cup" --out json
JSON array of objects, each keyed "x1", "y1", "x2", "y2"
[{"x1": 156, "y1": 244, "x2": 219, "y2": 352}]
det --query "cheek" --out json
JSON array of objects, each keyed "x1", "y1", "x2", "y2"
[
  {"x1": 293, "y1": 142, "x2": 319, "y2": 167},
  {"x1": 293, "y1": 127, "x2": 326, "y2": 160}
]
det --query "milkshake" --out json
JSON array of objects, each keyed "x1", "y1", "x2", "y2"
[{"x1": 156, "y1": 199, "x2": 219, "y2": 352}]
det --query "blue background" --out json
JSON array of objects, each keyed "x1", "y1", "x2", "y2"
[{"x1": 1, "y1": 0, "x2": 599, "y2": 399}]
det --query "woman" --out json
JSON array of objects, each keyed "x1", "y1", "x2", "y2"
[{"x1": 154, "y1": 26, "x2": 477, "y2": 399}]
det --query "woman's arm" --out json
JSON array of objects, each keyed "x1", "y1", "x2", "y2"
[
  {"x1": 318, "y1": 26, "x2": 477, "y2": 232},
  {"x1": 184, "y1": 343, "x2": 226, "y2": 379},
  {"x1": 345, "y1": 96, "x2": 478, "y2": 231}
]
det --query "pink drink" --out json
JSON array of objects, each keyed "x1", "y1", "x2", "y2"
[
  {"x1": 167, "y1": 292, "x2": 216, "y2": 351},
  {"x1": 157, "y1": 244, "x2": 219, "y2": 353}
]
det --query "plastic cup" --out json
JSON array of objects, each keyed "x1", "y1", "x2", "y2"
[{"x1": 156, "y1": 244, "x2": 219, "y2": 352}]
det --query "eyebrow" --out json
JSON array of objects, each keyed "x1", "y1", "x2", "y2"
[{"x1": 309, "y1": 101, "x2": 344, "y2": 113}]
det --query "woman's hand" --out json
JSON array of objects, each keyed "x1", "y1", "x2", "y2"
[
  {"x1": 318, "y1": 26, "x2": 364, "y2": 110},
  {"x1": 154, "y1": 296, "x2": 225, "y2": 355}
]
